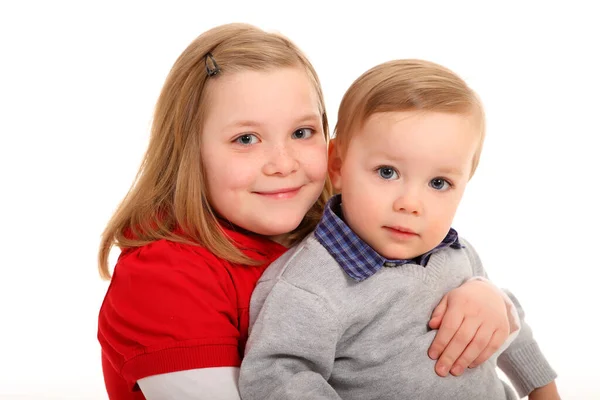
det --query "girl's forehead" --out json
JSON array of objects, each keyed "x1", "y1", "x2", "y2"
[
  {"x1": 210, "y1": 67, "x2": 316, "y2": 100},
  {"x1": 204, "y1": 67, "x2": 321, "y2": 127}
]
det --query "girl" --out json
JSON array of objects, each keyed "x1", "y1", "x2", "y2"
[{"x1": 98, "y1": 23, "x2": 517, "y2": 400}]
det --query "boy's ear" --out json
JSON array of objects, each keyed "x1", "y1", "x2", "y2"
[{"x1": 328, "y1": 139, "x2": 343, "y2": 191}]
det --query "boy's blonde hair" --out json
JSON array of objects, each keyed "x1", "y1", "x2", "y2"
[
  {"x1": 334, "y1": 59, "x2": 485, "y2": 174},
  {"x1": 98, "y1": 23, "x2": 333, "y2": 279}
]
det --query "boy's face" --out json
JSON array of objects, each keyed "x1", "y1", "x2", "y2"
[{"x1": 329, "y1": 111, "x2": 480, "y2": 260}]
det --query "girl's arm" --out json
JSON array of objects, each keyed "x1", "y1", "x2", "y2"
[{"x1": 138, "y1": 367, "x2": 241, "y2": 400}]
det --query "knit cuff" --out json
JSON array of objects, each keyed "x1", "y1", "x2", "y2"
[{"x1": 497, "y1": 342, "x2": 557, "y2": 398}]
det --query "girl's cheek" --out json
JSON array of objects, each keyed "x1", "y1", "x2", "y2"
[{"x1": 308, "y1": 148, "x2": 328, "y2": 177}]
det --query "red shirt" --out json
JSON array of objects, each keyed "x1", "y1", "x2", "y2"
[{"x1": 98, "y1": 226, "x2": 287, "y2": 400}]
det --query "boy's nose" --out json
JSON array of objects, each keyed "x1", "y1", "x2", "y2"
[{"x1": 392, "y1": 187, "x2": 422, "y2": 215}]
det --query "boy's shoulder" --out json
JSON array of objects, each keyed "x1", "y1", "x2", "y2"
[
  {"x1": 249, "y1": 234, "x2": 347, "y2": 328},
  {"x1": 257, "y1": 234, "x2": 347, "y2": 291}
]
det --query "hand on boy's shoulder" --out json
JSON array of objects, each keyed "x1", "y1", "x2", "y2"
[{"x1": 427, "y1": 279, "x2": 509, "y2": 378}]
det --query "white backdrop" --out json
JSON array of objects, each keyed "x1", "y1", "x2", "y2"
[{"x1": 1, "y1": 1, "x2": 598, "y2": 399}]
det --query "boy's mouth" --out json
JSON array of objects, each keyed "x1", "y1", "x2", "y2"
[{"x1": 383, "y1": 226, "x2": 419, "y2": 236}]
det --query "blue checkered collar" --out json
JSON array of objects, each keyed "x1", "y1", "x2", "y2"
[{"x1": 314, "y1": 194, "x2": 462, "y2": 282}]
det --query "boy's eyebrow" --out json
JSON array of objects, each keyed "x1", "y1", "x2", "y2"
[
  {"x1": 436, "y1": 166, "x2": 464, "y2": 176},
  {"x1": 372, "y1": 150, "x2": 466, "y2": 176}
]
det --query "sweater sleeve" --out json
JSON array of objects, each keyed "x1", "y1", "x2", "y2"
[
  {"x1": 461, "y1": 238, "x2": 557, "y2": 398},
  {"x1": 98, "y1": 239, "x2": 241, "y2": 391},
  {"x1": 239, "y1": 279, "x2": 342, "y2": 400},
  {"x1": 496, "y1": 291, "x2": 557, "y2": 398}
]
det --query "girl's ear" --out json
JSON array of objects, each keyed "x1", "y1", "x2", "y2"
[{"x1": 328, "y1": 139, "x2": 343, "y2": 192}]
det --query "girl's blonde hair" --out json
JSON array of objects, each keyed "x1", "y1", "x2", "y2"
[
  {"x1": 99, "y1": 23, "x2": 332, "y2": 279},
  {"x1": 335, "y1": 59, "x2": 486, "y2": 175}
]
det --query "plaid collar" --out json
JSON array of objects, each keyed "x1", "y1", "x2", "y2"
[{"x1": 314, "y1": 194, "x2": 462, "y2": 282}]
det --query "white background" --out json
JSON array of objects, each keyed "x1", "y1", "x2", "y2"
[{"x1": 1, "y1": 1, "x2": 598, "y2": 399}]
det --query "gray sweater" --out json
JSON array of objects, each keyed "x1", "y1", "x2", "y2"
[{"x1": 239, "y1": 235, "x2": 556, "y2": 400}]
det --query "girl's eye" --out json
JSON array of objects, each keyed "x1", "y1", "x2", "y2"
[
  {"x1": 377, "y1": 166, "x2": 399, "y2": 180},
  {"x1": 430, "y1": 177, "x2": 452, "y2": 191},
  {"x1": 292, "y1": 128, "x2": 315, "y2": 140},
  {"x1": 235, "y1": 134, "x2": 259, "y2": 145}
]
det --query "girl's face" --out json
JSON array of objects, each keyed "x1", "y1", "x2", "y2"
[{"x1": 201, "y1": 67, "x2": 328, "y2": 242}]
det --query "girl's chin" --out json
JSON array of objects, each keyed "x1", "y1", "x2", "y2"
[{"x1": 261, "y1": 222, "x2": 304, "y2": 243}]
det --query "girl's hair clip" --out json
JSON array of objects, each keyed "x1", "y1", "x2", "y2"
[{"x1": 205, "y1": 52, "x2": 220, "y2": 77}]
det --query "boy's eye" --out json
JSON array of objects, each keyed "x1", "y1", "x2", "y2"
[
  {"x1": 235, "y1": 134, "x2": 259, "y2": 145},
  {"x1": 377, "y1": 166, "x2": 399, "y2": 180},
  {"x1": 430, "y1": 178, "x2": 451, "y2": 191},
  {"x1": 292, "y1": 128, "x2": 314, "y2": 139}
]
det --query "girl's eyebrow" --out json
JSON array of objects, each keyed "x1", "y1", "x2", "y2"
[
  {"x1": 293, "y1": 113, "x2": 321, "y2": 124},
  {"x1": 225, "y1": 113, "x2": 321, "y2": 130},
  {"x1": 225, "y1": 120, "x2": 263, "y2": 130}
]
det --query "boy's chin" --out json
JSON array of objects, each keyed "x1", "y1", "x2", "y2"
[{"x1": 375, "y1": 246, "x2": 422, "y2": 261}]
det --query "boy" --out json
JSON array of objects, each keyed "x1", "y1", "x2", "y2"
[{"x1": 239, "y1": 60, "x2": 558, "y2": 399}]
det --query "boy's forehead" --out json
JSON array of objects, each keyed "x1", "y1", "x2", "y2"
[
  {"x1": 359, "y1": 110, "x2": 479, "y2": 140},
  {"x1": 365, "y1": 111, "x2": 420, "y2": 126},
  {"x1": 362, "y1": 110, "x2": 475, "y2": 127},
  {"x1": 348, "y1": 110, "x2": 480, "y2": 169}
]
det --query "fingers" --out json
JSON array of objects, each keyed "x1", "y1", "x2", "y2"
[
  {"x1": 469, "y1": 328, "x2": 507, "y2": 368},
  {"x1": 428, "y1": 294, "x2": 448, "y2": 329},
  {"x1": 428, "y1": 280, "x2": 512, "y2": 377},
  {"x1": 428, "y1": 305, "x2": 463, "y2": 363},
  {"x1": 448, "y1": 324, "x2": 494, "y2": 376},
  {"x1": 434, "y1": 317, "x2": 480, "y2": 377}
]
